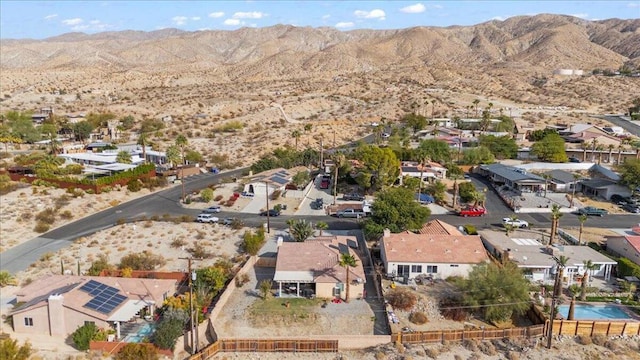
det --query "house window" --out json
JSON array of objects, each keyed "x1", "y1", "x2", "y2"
[
  {"x1": 426, "y1": 265, "x2": 438, "y2": 273},
  {"x1": 450, "y1": 264, "x2": 459, "y2": 267},
  {"x1": 24, "y1": 317, "x2": 33, "y2": 327},
  {"x1": 397, "y1": 265, "x2": 410, "y2": 277},
  {"x1": 411, "y1": 265, "x2": 422, "y2": 273}
]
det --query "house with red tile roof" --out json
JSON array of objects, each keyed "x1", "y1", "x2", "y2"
[
  {"x1": 606, "y1": 235, "x2": 640, "y2": 267},
  {"x1": 380, "y1": 221, "x2": 489, "y2": 281},
  {"x1": 9, "y1": 275, "x2": 177, "y2": 339},
  {"x1": 273, "y1": 235, "x2": 366, "y2": 301}
]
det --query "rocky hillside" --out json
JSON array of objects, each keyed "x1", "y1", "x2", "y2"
[{"x1": 1, "y1": 14, "x2": 638, "y2": 78}]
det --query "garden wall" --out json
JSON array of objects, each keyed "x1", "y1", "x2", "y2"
[
  {"x1": 545, "y1": 320, "x2": 640, "y2": 337},
  {"x1": 393, "y1": 325, "x2": 546, "y2": 344}
]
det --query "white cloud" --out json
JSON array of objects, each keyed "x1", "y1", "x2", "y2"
[
  {"x1": 491, "y1": 16, "x2": 506, "y2": 21},
  {"x1": 335, "y1": 21, "x2": 354, "y2": 29},
  {"x1": 172, "y1": 16, "x2": 188, "y2": 25},
  {"x1": 354, "y1": 9, "x2": 386, "y2": 20},
  {"x1": 432, "y1": 4, "x2": 443, "y2": 9},
  {"x1": 400, "y1": 3, "x2": 426, "y2": 14},
  {"x1": 322, "y1": 14, "x2": 331, "y2": 20},
  {"x1": 44, "y1": 14, "x2": 58, "y2": 20},
  {"x1": 223, "y1": 18, "x2": 242, "y2": 26},
  {"x1": 627, "y1": 2, "x2": 639, "y2": 8},
  {"x1": 191, "y1": 16, "x2": 201, "y2": 21},
  {"x1": 570, "y1": 13, "x2": 589, "y2": 19},
  {"x1": 62, "y1": 18, "x2": 83, "y2": 26},
  {"x1": 233, "y1": 11, "x2": 265, "y2": 19},
  {"x1": 208, "y1": 12, "x2": 225, "y2": 18},
  {"x1": 89, "y1": 20, "x2": 100, "y2": 25}
]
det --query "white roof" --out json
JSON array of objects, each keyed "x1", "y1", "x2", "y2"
[
  {"x1": 93, "y1": 163, "x2": 138, "y2": 171},
  {"x1": 108, "y1": 299, "x2": 154, "y2": 322},
  {"x1": 273, "y1": 270, "x2": 315, "y2": 282}
]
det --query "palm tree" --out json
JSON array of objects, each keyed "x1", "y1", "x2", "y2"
[
  {"x1": 290, "y1": 219, "x2": 314, "y2": 242},
  {"x1": 286, "y1": 218, "x2": 296, "y2": 234},
  {"x1": 339, "y1": 253, "x2": 358, "y2": 302},
  {"x1": 570, "y1": 173, "x2": 581, "y2": 208},
  {"x1": 291, "y1": 129, "x2": 302, "y2": 150},
  {"x1": 578, "y1": 214, "x2": 588, "y2": 245},
  {"x1": 591, "y1": 139, "x2": 598, "y2": 162},
  {"x1": 332, "y1": 152, "x2": 346, "y2": 205},
  {"x1": 617, "y1": 144, "x2": 625, "y2": 165},
  {"x1": 580, "y1": 260, "x2": 598, "y2": 300},
  {"x1": 116, "y1": 150, "x2": 132, "y2": 164},
  {"x1": 175, "y1": 134, "x2": 188, "y2": 165},
  {"x1": 597, "y1": 145, "x2": 604, "y2": 164},
  {"x1": 554, "y1": 255, "x2": 569, "y2": 298},
  {"x1": 137, "y1": 132, "x2": 148, "y2": 163},
  {"x1": 473, "y1": 99, "x2": 480, "y2": 118},
  {"x1": 542, "y1": 173, "x2": 551, "y2": 198},
  {"x1": 607, "y1": 144, "x2": 615, "y2": 163},
  {"x1": 549, "y1": 204, "x2": 563, "y2": 246},
  {"x1": 315, "y1": 221, "x2": 328, "y2": 236},
  {"x1": 580, "y1": 142, "x2": 588, "y2": 162},
  {"x1": 165, "y1": 145, "x2": 181, "y2": 168},
  {"x1": 304, "y1": 123, "x2": 313, "y2": 146},
  {"x1": 567, "y1": 284, "x2": 581, "y2": 320}
]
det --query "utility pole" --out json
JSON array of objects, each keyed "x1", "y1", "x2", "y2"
[
  {"x1": 181, "y1": 167, "x2": 186, "y2": 203},
  {"x1": 265, "y1": 181, "x2": 270, "y2": 233},
  {"x1": 333, "y1": 160, "x2": 339, "y2": 205},
  {"x1": 179, "y1": 257, "x2": 202, "y2": 354},
  {"x1": 547, "y1": 257, "x2": 563, "y2": 349},
  {"x1": 452, "y1": 178, "x2": 458, "y2": 209},
  {"x1": 319, "y1": 138, "x2": 324, "y2": 171}
]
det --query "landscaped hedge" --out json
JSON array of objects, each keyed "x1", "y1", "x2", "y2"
[
  {"x1": 94, "y1": 164, "x2": 156, "y2": 186},
  {"x1": 617, "y1": 257, "x2": 640, "y2": 278}
]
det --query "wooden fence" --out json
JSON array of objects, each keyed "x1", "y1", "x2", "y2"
[
  {"x1": 89, "y1": 341, "x2": 172, "y2": 357},
  {"x1": 545, "y1": 320, "x2": 640, "y2": 337},
  {"x1": 392, "y1": 325, "x2": 546, "y2": 344},
  {"x1": 187, "y1": 339, "x2": 338, "y2": 359}
]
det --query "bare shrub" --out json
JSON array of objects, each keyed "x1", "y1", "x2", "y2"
[
  {"x1": 605, "y1": 340, "x2": 624, "y2": 352},
  {"x1": 59, "y1": 210, "x2": 73, "y2": 219},
  {"x1": 408, "y1": 311, "x2": 428, "y2": 325},
  {"x1": 506, "y1": 351, "x2": 520, "y2": 360},
  {"x1": 576, "y1": 335, "x2": 592, "y2": 345},
  {"x1": 478, "y1": 341, "x2": 497, "y2": 356},
  {"x1": 462, "y1": 339, "x2": 479, "y2": 352},
  {"x1": 170, "y1": 238, "x2": 187, "y2": 248},
  {"x1": 386, "y1": 288, "x2": 417, "y2": 311},
  {"x1": 591, "y1": 334, "x2": 607, "y2": 346},
  {"x1": 118, "y1": 251, "x2": 166, "y2": 270},
  {"x1": 34, "y1": 221, "x2": 50, "y2": 233},
  {"x1": 35, "y1": 208, "x2": 56, "y2": 224},
  {"x1": 424, "y1": 347, "x2": 439, "y2": 359},
  {"x1": 187, "y1": 242, "x2": 212, "y2": 258}
]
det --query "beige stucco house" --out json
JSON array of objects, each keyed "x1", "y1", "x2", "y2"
[
  {"x1": 273, "y1": 235, "x2": 366, "y2": 301},
  {"x1": 10, "y1": 275, "x2": 177, "y2": 338}
]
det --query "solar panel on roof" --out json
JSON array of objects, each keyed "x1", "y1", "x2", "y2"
[
  {"x1": 79, "y1": 280, "x2": 101, "y2": 294},
  {"x1": 270, "y1": 176, "x2": 289, "y2": 185},
  {"x1": 338, "y1": 243, "x2": 349, "y2": 255},
  {"x1": 81, "y1": 280, "x2": 127, "y2": 314},
  {"x1": 276, "y1": 170, "x2": 288, "y2": 176}
]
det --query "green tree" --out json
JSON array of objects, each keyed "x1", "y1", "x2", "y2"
[
  {"x1": 8, "y1": 112, "x2": 40, "y2": 143},
  {"x1": 0, "y1": 338, "x2": 32, "y2": 360},
  {"x1": 339, "y1": 253, "x2": 358, "y2": 302},
  {"x1": 526, "y1": 128, "x2": 558, "y2": 142},
  {"x1": 473, "y1": 99, "x2": 480, "y2": 118},
  {"x1": 137, "y1": 132, "x2": 148, "y2": 163},
  {"x1": 401, "y1": 176, "x2": 421, "y2": 192},
  {"x1": 567, "y1": 284, "x2": 581, "y2": 320},
  {"x1": 291, "y1": 129, "x2": 302, "y2": 150},
  {"x1": 458, "y1": 181, "x2": 478, "y2": 203},
  {"x1": 363, "y1": 187, "x2": 430, "y2": 237},
  {"x1": 115, "y1": 343, "x2": 159, "y2": 360},
  {"x1": 290, "y1": 219, "x2": 314, "y2": 242},
  {"x1": 353, "y1": 144, "x2": 400, "y2": 190},
  {"x1": 553, "y1": 255, "x2": 569, "y2": 297},
  {"x1": 460, "y1": 261, "x2": 530, "y2": 324},
  {"x1": 416, "y1": 139, "x2": 452, "y2": 164},
  {"x1": 0, "y1": 270, "x2": 16, "y2": 287},
  {"x1": 152, "y1": 317, "x2": 184, "y2": 350},
  {"x1": 315, "y1": 221, "x2": 328, "y2": 236},
  {"x1": 531, "y1": 133, "x2": 568, "y2": 163},
  {"x1": 72, "y1": 121, "x2": 94, "y2": 143},
  {"x1": 119, "y1": 115, "x2": 135, "y2": 130},
  {"x1": 494, "y1": 115, "x2": 515, "y2": 133},
  {"x1": 116, "y1": 151, "x2": 132, "y2": 164},
  {"x1": 460, "y1": 146, "x2": 495, "y2": 165},
  {"x1": 184, "y1": 150, "x2": 203, "y2": 164},
  {"x1": 71, "y1": 322, "x2": 99, "y2": 350},
  {"x1": 196, "y1": 266, "x2": 227, "y2": 294},
  {"x1": 86, "y1": 112, "x2": 116, "y2": 128},
  {"x1": 578, "y1": 214, "x2": 588, "y2": 245},
  {"x1": 291, "y1": 171, "x2": 310, "y2": 189},
  {"x1": 259, "y1": 279, "x2": 273, "y2": 300},
  {"x1": 549, "y1": 204, "x2": 563, "y2": 246},
  {"x1": 619, "y1": 158, "x2": 640, "y2": 195},
  {"x1": 478, "y1": 135, "x2": 518, "y2": 159},
  {"x1": 403, "y1": 113, "x2": 427, "y2": 134},
  {"x1": 479, "y1": 109, "x2": 492, "y2": 133},
  {"x1": 241, "y1": 228, "x2": 266, "y2": 256},
  {"x1": 200, "y1": 188, "x2": 214, "y2": 202},
  {"x1": 426, "y1": 180, "x2": 447, "y2": 204}
]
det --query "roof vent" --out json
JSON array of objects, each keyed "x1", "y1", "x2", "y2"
[
  {"x1": 445, "y1": 249, "x2": 451, "y2": 253},
  {"x1": 416, "y1": 249, "x2": 421, "y2": 253}
]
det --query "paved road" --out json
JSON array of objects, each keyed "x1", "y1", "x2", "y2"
[{"x1": 600, "y1": 115, "x2": 640, "y2": 137}]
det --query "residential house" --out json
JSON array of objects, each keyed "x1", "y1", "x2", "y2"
[
  {"x1": 273, "y1": 235, "x2": 366, "y2": 301},
  {"x1": 605, "y1": 235, "x2": 640, "y2": 267},
  {"x1": 380, "y1": 221, "x2": 489, "y2": 281},
  {"x1": 399, "y1": 161, "x2": 447, "y2": 183},
  {"x1": 476, "y1": 163, "x2": 546, "y2": 193},
  {"x1": 479, "y1": 230, "x2": 616, "y2": 285},
  {"x1": 10, "y1": 275, "x2": 177, "y2": 338},
  {"x1": 244, "y1": 166, "x2": 308, "y2": 196},
  {"x1": 542, "y1": 170, "x2": 581, "y2": 193}
]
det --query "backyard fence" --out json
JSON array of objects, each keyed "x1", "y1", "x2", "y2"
[
  {"x1": 392, "y1": 325, "x2": 546, "y2": 344},
  {"x1": 187, "y1": 339, "x2": 338, "y2": 359},
  {"x1": 545, "y1": 320, "x2": 640, "y2": 337}
]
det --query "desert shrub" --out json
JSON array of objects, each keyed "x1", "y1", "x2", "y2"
[
  {"x1": 87, "y1": 254, "x2": 112, "y2": 276},
  {"x1": 259, "y1": 279, "x2": 272, "y2": 299},
  {"x1": 462, "y1": 339, "x2": 479, "y2": 352},
  {"x1": 270, "y1": 189, "x2": 281, "y2": 200},
  {"x1": 408, "y1": 311, "x2": 428, "y2": 325},
  {"x1": 170, "y1": 238, "x2": 187, "y2": 248},
  {"x1": 114, "y1": 343, "x2": 159, "y2": 360},
  {"x1": 424, "y1": 347, "x2": 439, "y2": 359},
  {"x1": 35, "y1": 208, "x2": 56, "y2": 224},
  {"x1": 605, "y1": 340, "x2": 624, "y2": 352},
  {"x1": 71, "y1": 323, "x2": 98, "y2": 350},
  {"x1": 235, "y1": 273, "x2": 250, "y2": 287},
  {"x1": 0, "y1": 338, "x2": 32, "y2": 360},
  {"x1": 54, "y1": 194, "x2": 71, "y2": 208},
  {"x1": 118, "y1": 251, "x2": 165, "y2": 270},
  {"x1": 34, "y1": 221, "x2": 50, "y2": 233},
  {"x1": 0, "y1": 174, "x2": 18, "y2": 195},
  {"x1": 478, "y1": 341, "x2": 497, "y2": 356},
  {"x1": 0, "y1": 271, "x2": 16, "y2": 287},
  {"x1": 576, "y1": 334, "x2": 592, "y2": 345},
  {"x1": 506, "y1": 351, "x2": 520, "y2": 360},
  {"x1": 241, "y1": 228, "x2": 266, "y2": 256},
  {"x1": 152, "y1": 317, "x2": 184, "y2": 350},
  {"x1": 200, "y1": 188, "x2": 214, "y2": 202},
  {"x1": 386, "y1": 288, "x2": 417, "y2": 311},
  {"x1": 230, "y1": 218, "x2": 245, "y2": 229},
  {"x1": 127, "y1": 179, "x2": 142, "y2": 192},
  {"x1": 187, "y1": 243, "x2": 211, "y2": 258},
  {"x1": 592, "y1": 334, "x2": 607, "y2": 346},
  {"x1": 439, "y1": 294, "x2": 468, "y2": 321},
  {"x1": 59, "y1": 210, "x2": 73, "y2": 219},
  {"x1": 463, "y1": 224, "x2": 478, "y2": 235},
  {"x1": 214, "y1": 195, "x2": 223, "y2": 201}
]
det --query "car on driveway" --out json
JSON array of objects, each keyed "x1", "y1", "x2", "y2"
[
  {"x1": 622, "y1": 203, "x2": 640, "y2": 214},
  {"x1": 241, "y1": 191, "x2": 255, "y2": 197},
  {"x1": 502, "y1": 217, "x2": 529, "y2": 228},
  {"x1": 260, "y1": 209, "x2": 281, "y2": 217},
  {"x1": 577, "y1": 206, "x2": 608, "y2": 216},
  {"x1": 196, "y1": 214, "x2": 219, "y2": 223},
  {"x1": 203, "y1": 205, "x2": 221, "y2": 213},
  {"x1": 311, "y1": 198, "x2": 324, "y2": 210},
  {"x1": 611, "y1": 194, "x2": 632, "y2": 206}
]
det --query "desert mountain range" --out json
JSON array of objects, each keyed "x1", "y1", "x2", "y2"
[{"x1": 1, "y1": 14, "x2": 639, "y2": 75}]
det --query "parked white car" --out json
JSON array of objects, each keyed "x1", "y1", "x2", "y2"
[
  {"x1": 196, "y1": 214, "x2": 219, "y2": 223},
  {"x1": 502, "y1": 217, "x2": 529, "y2": 228},
  {"x1": 203, "y1": 206, "x2": 221, "y2": 213}
]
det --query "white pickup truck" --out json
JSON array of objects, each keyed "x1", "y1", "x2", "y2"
[{"x1": 336, "y1": 208, "x2": 367, "y2": 218}]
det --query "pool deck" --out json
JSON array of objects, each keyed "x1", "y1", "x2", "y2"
[{"x1": 558, "y1": 302, "x2": 640, "y2": 321}]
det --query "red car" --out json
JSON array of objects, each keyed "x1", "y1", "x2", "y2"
[{"x1": 458, "y1": 207, "x2": 486, "y2": 217}]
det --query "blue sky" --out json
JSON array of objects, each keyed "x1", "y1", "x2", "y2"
[{"x1": 1, "y1": 1, "x2": 639, "y2": 39}]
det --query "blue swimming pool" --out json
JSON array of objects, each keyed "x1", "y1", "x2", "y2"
[
  {"x1": 124, "y1": 323, "x2": 156, "y2": 343},
  {"x1": 558, "y1": 304, "x2": 633, "y2": 320}
]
